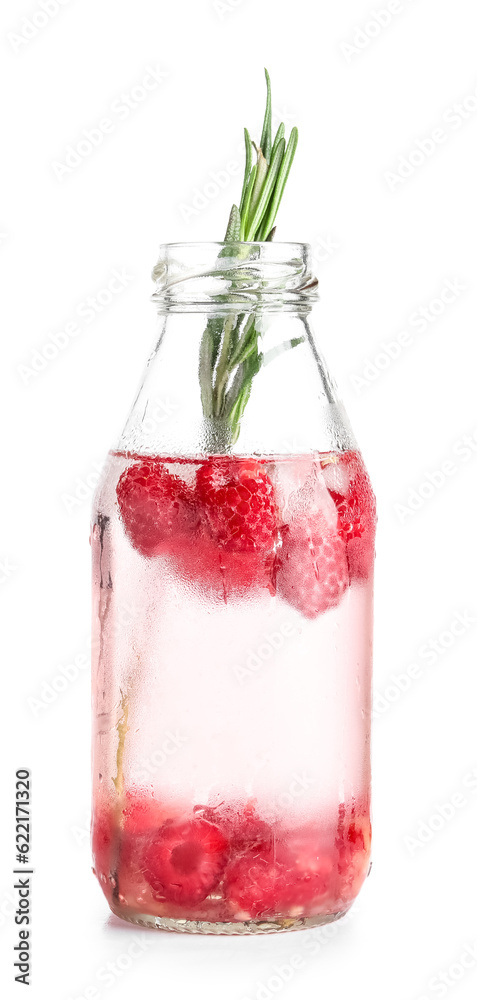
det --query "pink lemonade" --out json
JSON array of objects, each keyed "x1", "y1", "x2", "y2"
[{"x1": 91, "y1": 448, "x2": 375, "y2": 931}]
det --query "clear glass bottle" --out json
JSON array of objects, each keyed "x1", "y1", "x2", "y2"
[{"x1": 91, "y1": 242, "x2": 375, "y2": 934}]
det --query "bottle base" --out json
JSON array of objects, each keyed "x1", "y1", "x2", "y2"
[{"x1": 109, "y1": 903, "x2": 351, "y2": 935}]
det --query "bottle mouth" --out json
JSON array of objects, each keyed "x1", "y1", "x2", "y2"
[{"x1": 151, "y1": 242, "x2": 318, "y2": 312}]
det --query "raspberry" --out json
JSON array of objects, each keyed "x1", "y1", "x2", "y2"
[
  {"x1": 116, "y1": 458, "x2": 198, "y2": 557},
  {"x1": 92, "y1": 793, "x2": 170, "y2": 883},
  {"x1": 194, "y1": 457, "x2": 279, "y2": 593},
  {"x1": 322, "y1": 452, "x2": 376, "y2": 580},
  {"x1": 224, "y1": 828, "x2": 334, "y2": 917},
  {"x1": 143, "y1": 818, "x2": 229, "y2": 905},
  {"x1": 335, "y1": 800, "x2": 372, "y2": 900},
  {"x1": 117, "y1": 794, "x2": 182, "y2": 876},
  {"x1": 285, "y1": 827, "x2": 334, "y2": 907},
  {"x1": 195, "y1": 799, "x2": 273, "y2": 854},
  {"x1": 196, "y1": 457, "x2": 278, "y2": 552},
  {"x1": 224, "y1": 845, "x2": 295, "y2": 919},
  {"x1": 277, "y1": 474, "x2": 349, "y2": 619}
]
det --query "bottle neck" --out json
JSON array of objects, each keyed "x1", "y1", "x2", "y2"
[
  {"x1": 151, "y1": 241, "x2": 318, "y2": 315},
  {"x1": 115, "y1": 242, "x2": 355, "y2": 458}
]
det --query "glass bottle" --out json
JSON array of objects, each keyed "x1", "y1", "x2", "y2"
[{"x1": 91, "y1": 242, "x2": 375, "y2": 934}]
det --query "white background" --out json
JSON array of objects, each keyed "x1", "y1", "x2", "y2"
[{"x1": 1, "y1": 0, "x2": 476, "y2": 997}]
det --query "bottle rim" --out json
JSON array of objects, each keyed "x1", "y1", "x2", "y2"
[{"x1": 151, "y1": 242, "x2": 318, "y2": 313}]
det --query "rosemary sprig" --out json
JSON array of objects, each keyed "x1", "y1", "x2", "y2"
[
  {"x1": 230, "y1": 68, "x2": 298, "y2": 243},
  {"x1": 112, "y1": 690, "x2": 129, "y2": 796},
  {"x1": 199, "y1": 69, "x2": 302, "y2": 449},
  {"x1": 109, "y1": 689, "x2": 129, "y2": 902}
]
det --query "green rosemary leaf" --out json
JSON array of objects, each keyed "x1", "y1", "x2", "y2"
[
  {"x1": 239, "y1": 128, "x2": 253, "y2": 215},
  {"x1": 257, "y1": 126, "x2": 299, "y2": 239},
  {"x1": 255, "y1": 216, "x2": 271, "y2": 241},
  {"x1": 246, "y1": 136, "x2": 285, "y2": 241},
  {"x1": 229, "y1": 324, "x2": 259, "y2": 368},
  {"x1": 262, "y1": 335, "x2": 305, "y2": 367},
  {"x1": 270, "y1": 121, "x2": 285, "y2": 161},
  {"x1": 228, "y1": 313, "x2": 255, "y2": 367},
  {"x1": 228, "y1": 382, "x2": 253, "y2": 441},
  {"x1": 224, "y1": 204, "x2": 241, "y2": 242},
  {"x1": 199, "y1": 318, "x2": 223, "y2": 417},
  {"x1": 232, "y1": 336, "x2": 260, "y2": 367},
  {"x1": 260, "y1": 68, "x2": 272, "y2": 162},
  {"x1": 245, "y1": 149, "x2": 268, "y2": 237},
  {"x1": 227, "y1": 314, "x2": 240, "y2": 363},
  {"x1": 227, "y1": 351, "x2": 263, "y2": 440},
  {"x1": 224, "y1": 323, "x2": 258, "y2": 408},
  {"x1": 239, "y1": 163, "x2": 257, "y2": 239},
  {"x1": 212, "y1": 314, "x2": 236, "y2": 417}
]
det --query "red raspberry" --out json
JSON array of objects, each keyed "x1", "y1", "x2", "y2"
[
  {"x1": 118, "y1": 793, "x2": 183, "y2": 873},
  {"x1": 225, "y1": 844, "x2": 295, "y2": 919},
  {"x1": 143, "y1": 818, "x2": 229, "y2": 905},
  {"x1": 116, "y1": 458, "x2": 198, "y2": 557},
  {"x1": 277, "y1": 476, "x2": 349, "y2": 618},
  {"x1": 322, "y1": 452, "x2": 376, "y2": 581},
  {"x1": 335, "y1": 800, "x2": 372, "y2": 901},
  {"x1": 196, "y1": 457, "x2": 278, "y2": 554},
  {"x1": 92, "y1": 794, "x2": 169, "y2": 881},
  {"x1": 285, "y1": 827, "x2": 334, "y2": 908},
  {"x1": 223, "y1": 819, "x2": 333, "y2": 917},
  {"x1": 193, "y1": 457, "x2": 279, "y2": 595},
  {"x1": 195, "y1": 799, "x2": 274, "y2": 854},
  {"x1": 335, "y1": 800, "x2": 371, "y2": 858}
]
